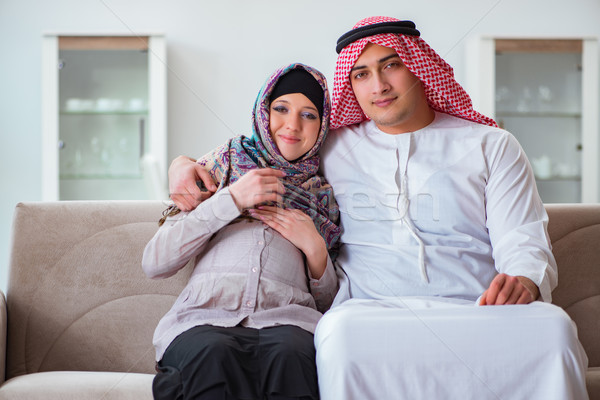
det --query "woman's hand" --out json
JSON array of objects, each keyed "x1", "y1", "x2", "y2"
[
  {"x1": 228, "y1": 169, "x2": 286, "y2": 210},
  {"x1": 168, "y1": 156, "x2": 217, "y2": 211},
  {"x1": 248, "y1": 205, "x2": 328, "y2": 279}
]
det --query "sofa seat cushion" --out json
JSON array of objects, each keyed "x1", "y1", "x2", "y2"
[
  {"x1": 588, "y1": 367, "x2": 600, "y2": 400},
  {"x1": 0, "y1": 371, "x2": 153, "y2": 400}
]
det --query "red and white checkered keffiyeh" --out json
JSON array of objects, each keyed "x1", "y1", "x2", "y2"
[{"x1": 330, "y1": 16, "x2": 497, "y2": 130}]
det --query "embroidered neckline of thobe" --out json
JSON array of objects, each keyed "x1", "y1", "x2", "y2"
[{"x1": 396, "y1": 133, "x2": 428, "y2": 283}]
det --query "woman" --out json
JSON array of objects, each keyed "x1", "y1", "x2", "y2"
[{"x1": 143, "y1": 63, "x2": 340, "y2": 400}]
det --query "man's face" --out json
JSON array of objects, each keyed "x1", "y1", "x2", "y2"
[{"x1": 349, "y1": 43, "x2": 432, "y2": 134}]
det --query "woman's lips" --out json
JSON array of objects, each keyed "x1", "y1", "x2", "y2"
[{"x1": 279, "y1": 135, "x2": 300, "y2": 144}]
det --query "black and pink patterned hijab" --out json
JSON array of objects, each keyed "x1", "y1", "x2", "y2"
[
  {"x1": 197, "y1": 63, "x2": 341, "y2": 249},
  {"x1": 330, "y1": 16, "x2": 497, "y2": 130}
]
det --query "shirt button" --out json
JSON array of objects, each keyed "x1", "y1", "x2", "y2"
[
  {"x1": 312, "y1": 282, "x2": 319, "y2": 286},
  {"x1": 257, "y1": 241, "x2": 264, "y2": 245},
  {"x1": 246, "y1": 301, "x2": 253, "y2": 307},
  {"x1": 251, "y1": 267, "x2": 257, "y2": 273}
]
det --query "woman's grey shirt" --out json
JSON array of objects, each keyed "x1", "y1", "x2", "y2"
[{"x1": 142, "y1": 187, "x2": 338, "y2": 361}]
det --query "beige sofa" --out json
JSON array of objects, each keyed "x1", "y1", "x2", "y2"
[{"x1": 1, "y1": 201, "x2": 598, "y2": 399}]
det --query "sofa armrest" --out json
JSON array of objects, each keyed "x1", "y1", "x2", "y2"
[{"x1": 0, "y1": 290, "x2": 5, "y2": 384}]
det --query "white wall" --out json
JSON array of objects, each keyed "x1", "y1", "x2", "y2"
[{"x1": 1, "y1": 0, "x2": 600, "y2": 292}]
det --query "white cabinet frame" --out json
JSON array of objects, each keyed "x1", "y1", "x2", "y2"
[
  {"x1": 465, "y1": 36, "x2": 599, "y2": 203},
  {"x1": 41, "y1": 33, "x2": 167, "y2": 201}
]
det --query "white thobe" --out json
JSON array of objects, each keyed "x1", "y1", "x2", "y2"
[{"x1": 314, "y1": 112, "x2": 589, "y2": 399}]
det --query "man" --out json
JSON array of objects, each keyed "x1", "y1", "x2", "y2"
[{"x1": 167, "y1": 16, "x2": 589, "y2": 399}]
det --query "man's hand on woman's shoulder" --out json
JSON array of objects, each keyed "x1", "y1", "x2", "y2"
[{"x1": 168, "y1": 156, "x2": 217, "y2": 211}]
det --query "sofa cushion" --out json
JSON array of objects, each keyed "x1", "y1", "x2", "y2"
[
  {"x1": 6, "y1": 201, "x2": 193, "y2": 379},
  {"x1": 0, "y1": 371, "x2": 153, "y2": 400},
  {"x1": 546, "y1": 203, "x2": 600, "y2": 369},
  {"x1": 588, "y1": 367, "x2": 600, "y2": 400}
]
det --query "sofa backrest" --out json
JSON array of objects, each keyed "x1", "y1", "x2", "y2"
[
  {"x1": 546, "y1": 203, "x2": 600, "y2": 369},
  {"x1": 6, "y1": 201, "x2": 191, "y2": 380},
  {"x1": 6, "y1": 201, "x2": 600, "y2": 379}
]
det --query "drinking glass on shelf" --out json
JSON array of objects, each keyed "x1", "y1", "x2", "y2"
[{"x1": 516, "y1": 87, "x2": 532, "y2": 113}]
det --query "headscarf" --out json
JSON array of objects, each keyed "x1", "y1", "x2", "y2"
[
  {"x1": 270, "y1": 68, "x2": 325, "y2": 119},
  {"x1": 330, "y1": 16, "x2": 497, "y2": 130},
  {"x1": 197, "y1": 63, "x2": 341, "y2": 249}
]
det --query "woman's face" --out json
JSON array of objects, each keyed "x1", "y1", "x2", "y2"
[{"x1": 269, "y1": 93, "x2": 321, "y2": 161}]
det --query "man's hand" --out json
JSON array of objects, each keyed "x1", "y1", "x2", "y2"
[
  {"x1": 228, "y1": 168, "x2": 286, "y2": 210},
  {"x1": 168, "y1": 156, "x2": 217, "y2": 211},
  {"x1": 479, "y1": 274, "x2": 540, "y2": 305}
]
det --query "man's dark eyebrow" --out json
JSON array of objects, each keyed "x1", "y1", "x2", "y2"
[{"x1": 350, "y1": 53, "x2": 401, "y2": 72}]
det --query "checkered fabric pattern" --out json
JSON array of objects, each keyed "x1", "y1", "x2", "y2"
[{"x1": 330, "y1": 16, "x2": 497, "y2": 129}]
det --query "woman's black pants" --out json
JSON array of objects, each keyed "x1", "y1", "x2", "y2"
[{"x1": 153, "y1": 325, "x2": 319, "y2": 400}]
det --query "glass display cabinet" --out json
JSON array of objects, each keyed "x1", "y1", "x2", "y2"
[
  {"x1": 42, "y1": 34, "x2": 167, "y2": 200},
  {"x1": 466, "y1": 37, "x2": 599, "y2": 203}
]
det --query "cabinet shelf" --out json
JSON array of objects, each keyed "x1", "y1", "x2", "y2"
[
  {"x1": 60, "y1": 110, "x2": 148, "y2": 116},
  {"x1": 535, "y1": 176, "x2": 581, "y2": 182},
  {"x1": 60, "y1": 174, "x2": 143, "y2": 180},
  {"x1": 496, "y1": 111, "x2": 581, "y2": 119}
]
